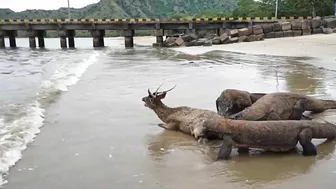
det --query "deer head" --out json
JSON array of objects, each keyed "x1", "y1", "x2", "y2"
[{"x1": 142, "y1": 84, "x2": 176, "y2": 110}]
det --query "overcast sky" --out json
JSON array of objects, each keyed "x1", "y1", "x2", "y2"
[{"x1": 0, "y1": 0, "x2": 100, "y2": 12}]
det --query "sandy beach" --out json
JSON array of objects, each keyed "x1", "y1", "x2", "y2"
[{"x1": 2, "y1": 34, "x2": 336, "y2": 189}]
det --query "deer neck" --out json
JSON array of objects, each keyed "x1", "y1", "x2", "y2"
[{"x1": 152, "y1": 101, "x2": 175, "y2": 123}]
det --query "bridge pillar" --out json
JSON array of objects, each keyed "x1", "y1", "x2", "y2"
[
  {"x1": 0, "y1": 30, "x2": 5, "y2": 48},
  {"x1": 91, "y1": 30, "x2": 104, "y2": 47},
  {"x1": 123, "y1": 29, "x2": 134, "y2": 48},
  {"x1": 58, "y1": 30, "x2": 67, "y2": 49},
  {"x1": 7, "y1": 30, "x2": 17, "y2": 48},
  {"x1": 37, "y1": 30, "x2": 46, "y2": 48},
  {"x1": 27, "y1": 30, "x2": 37, "y2": 48},
  {"x1": 67, "y1": 30, "x2": 75, "y2": 48},
  {"x1": 154, "y1": 29, "x2": 164, "y2": 45}
]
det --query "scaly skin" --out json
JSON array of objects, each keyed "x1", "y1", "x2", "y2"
[
  {"x1": 216, "y1": 89, "x2": 336, "y2": 121},
  {"x1": 215, "y1": 89, "x2": 266, "y2": 118},
  {"x1": 203, "y1": 118, "x2": 336, "y2": 160}
]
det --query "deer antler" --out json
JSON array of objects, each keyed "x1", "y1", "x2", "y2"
[
  {"x1": 161, "y1": 85, "x2": 176, "y2": 93},
  {"x1": 154, "y1": 83, "x2": 164, "y2": 94}
]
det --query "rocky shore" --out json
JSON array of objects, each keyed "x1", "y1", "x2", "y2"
[{"x1": 159, "y1": 16, "x2": 336, "y2": 48}]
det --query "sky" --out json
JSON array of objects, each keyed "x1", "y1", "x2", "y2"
[{"x1": 0, "y1": 0, "x2": 100, "y2": 12}]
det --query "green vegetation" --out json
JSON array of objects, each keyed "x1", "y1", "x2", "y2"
[{"x1": 1, "y1": 0, "x2": 335, "y2": 37}]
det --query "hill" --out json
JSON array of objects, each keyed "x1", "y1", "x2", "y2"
[{"x1": 0, "y1": 0, "x2": 238, "y2": 19}]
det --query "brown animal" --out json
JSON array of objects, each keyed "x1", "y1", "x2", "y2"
[
  {"x1": 142, "y1": 84, "x2": 224, "y2": 142},
  {"x1": 227, "y1": 92, "x2": 336, "y2": 121},
  {"x1": 202, "y1": 118, "x2": 336, "y2": 160},
  {"x1": 215, "y1": 89, "x2": 266, "y2": 118}
]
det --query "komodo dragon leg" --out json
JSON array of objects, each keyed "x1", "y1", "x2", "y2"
[
  {"x1": 217, "y1": 134, "x2": 234, "y2": 160},
  {"x1": 298, "y1": 128, "x2": 317, "y2": 156},
  {"x1": 288, "y1": 98, "x2": 308, "y2": 120},
  {"x1": 157, "y1": 123, "x2": 177, "y2": 130}
]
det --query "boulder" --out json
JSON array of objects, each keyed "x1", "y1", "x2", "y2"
[
  {"x1": 283, "y1": 30, "x2": 293, "y2": 37},
  {"x1": 256, "y1": 34, "x2": 265, "y2": 41},
  {"x1": 205, "y1": 33, "x2": 218, "y2": 40},
  {"x1": 203, "y1": 40, "x2": 212, "y2": 46},
  {"x1": 323, "y1": 17, "x2": 336, "y2": 29},
  {"x1": 219, "y1": 28, "x2": 231, "y2": 35},
  {"x1": 312, "y1": 28, "x2": 323, "y2": 34},
  {"x1": 219, "y1": 33, "x2": 229, "y2": 43},
  {"x1": 281, "y1": 22, "x2": 291, "y2": 31},
  {"x1": 238, "y1": 27, "x2": 252, "y2": 37},
  {"x1": 293, "y1": 30, "x2": 302, "y2": 37},
  {"x1": 333, "y1": 28, "x2": 336, "y2": 33},
  {"x1": 302, "y1": 29, "x2": 312, "y2": 35},
  {"x1": 175, "y1": 37, "x2": 184, "y2": 46},
  {"x1": 212, "y1": 37, "x2": 222, "y2": 45},
  {"x1": 229, "y1": 37, "x2": 239, "y2": 43},
  {"x1": 229, "y1": 29, "x2": 238, "y2": 37},
  {"x1": 274, "y1": 31, "x2": 284, "y2": 38},
  {"x1": 262, "y1": 24, "x2": 273, "y2": 33},
  {"x1": 164, "y1": 37, "x2": 177, "y2": 47},
  {"x1": 181, "y1": 34, "x2": 198, "y2": 42},
  {"x1": 238, "y1": 36, "x2": 249, "y2": 42},
  {"x1": 196, "y1": 30, "x2": 207, "y2": 38},
  {"x1": 273, "y1": 23, "x2": 282, "y2": 32},
  {"x1": 301, "y1": 20, "x2": 311, "y2": 30},
  {"x1": 247, "y1": 35, "x2": 257, "y2": 42},
  {"x1": 185, "y1": 40, "x2": 196, "y2": 47},
  {"x1": 265, "y1": 32, "x2": 275, "y2": 38},
  {"x1": 291, "y1": 21, "x2": 302, "y2": 30},
  {"x1": 322, "y1": 27, "x2": 333, "y2": 34},
  {"x1": 253, "y1": 25, "x2": 264, "y2": 35},
  {"x1": 312, "y1": 18, "x2": 322, "y2": 28}
]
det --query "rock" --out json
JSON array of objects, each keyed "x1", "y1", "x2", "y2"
[
  {"x1": 229, "y1": 29, "x2": 238, "y2": 37},
  {"x1": 291, "y1": 21, "x2": 302, "y2": 30},
  {"x1": 281, "y1": 22, "x2": 291, "y2": 31},
  {"x1": 219, "y1": 28, "x2": 231, "y2": 35},
  {"x1": 203, "y1": 40, "x2": 212, "y2": 46},
  {"x1": 293, "y1": 30, "x2": 302, "y2": 37},
  {"x1": 312, "y1": 28, "x2": 323, "y2": 34},
  {"x1": 323, "y1": 17, "x2": 336, "y2": 29},
  {"x1": 322, "y1": 27, "x2": 333, "y2": 34},
  {"x1": 205, "y1": 33, "x2": 218, "y2": 40},
  {"x1": 253, "y1": 25, "x2": 263, "y2": 35},
  {"x1": 175, "y1": 37, "x2": 184, "y2": 46},
  {"x1": 194, "y1": 41, "x2": 206, "y2": 46},
  {"x1": 302, "y1": 29, "x2": 312, "y2": 35},
  {"x1": 229, "y1": 37, "x2": 239, "y2": 43},
  {"x1": 283, "y1": 30, "x2": 293, "y2": 37},
  {"x1": 181, "y1": 34, "x2": 198, "y2": 42},
  {"x1": 247, "y1": 35, "x2": 257, "y2": 42},
  {"x1": 273, "y1": 23, "x2": 282, "y2": 32},
  {"x1": 312, "y1": 18, "x2": 322, "y2": 28},
  {"x1": 333, "y1": 28, "x2": 336, "y2": 33},
  {"x1": 212, "y1": 37, "x2": 221, "y2": 45},
  {"x1": 163, "y1": 37, "x2": 177, "y2": 47},
  {"x1": 262, "y1": 24, "x2": 273, "y2": 33},
  {"x1": 166, "y1": 33, "x2": 183, "y2": 38},
  {"x1": 184, "y1": 40, "x2": 196, "y2": 47},
  {"x1": 274, "y1": 31, "x2": 284, "y2": 38},
  {"x1": 301, "y1": 20, "x2": 311, "y2": 30},
  {"x1": 238, "y1": 36, "x2": 249, "y2": 42},
  {"x1": 152, "y1": 43, "x2": 164, "y2": 47},
  {"x1": 265, "y1": 32, "x2": 275, "y2": 38},
  {"x1": 238, "y1": 27, "x2": 252, "y2": 37},
  {"x1": 196, "y1": 30, "x2": 207, "y2": 38},
  {"x1": 219, "y1": 33, "x2": 229, "y2": 43},
  {"x1": 255, "y1": 34, "x2": 265, "y2": 41}
]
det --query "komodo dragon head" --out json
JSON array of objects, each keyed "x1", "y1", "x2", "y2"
[{"x1": 142, "y1": 83, "x2": 176, "y2": 110}]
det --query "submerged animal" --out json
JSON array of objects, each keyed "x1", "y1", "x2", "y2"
[
  {"x1": 216, "y1": 89, "x2": 336, "y2": 121},
  {"x1": 142, "y1": 84, "x2": 224, "y2": 142},
  {"x1": 215, "y1": 89, "x2": 266, "y2": 117},
  {"x1": 203, "y1": 118, "x2": 336, "y2": 160}
]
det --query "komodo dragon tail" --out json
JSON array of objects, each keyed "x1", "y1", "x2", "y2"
[
  {"x1": 306, "y1": 97, "x2": 336, "y2": 112},
  {"x1": 310, "y1": 120, "x2": 336, "y2": 139}
]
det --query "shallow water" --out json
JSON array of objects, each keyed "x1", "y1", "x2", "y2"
[{"x1": 1, "y1": 37, "x2": 336, "y2": 189}]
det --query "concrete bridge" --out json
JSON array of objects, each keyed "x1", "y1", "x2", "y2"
[{"x1": 0, "y1": 16, "x2": 314, "y2": 48}]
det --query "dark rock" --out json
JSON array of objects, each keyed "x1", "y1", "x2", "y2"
[
  {"x1": 166, "y1": 33, "x2": 183, "y2": 38},
  {"x1": 293, "y1": 30, "x2": 302, "y2": 37},
  {"x1": 274, "y1": 31, "x2": 284, "y2": 38},
  {"x1": 253, "y1": 25, "x2": 264, "y2": 35},
  {"x1": 205, "y1": 33, "x2": 218, "y2": 40},
  {"x1": 238, "y1": 36, "x2": 249, "y2": 42},
  {"x1": 302, "y1": 29, "x2": 312, "y2": 35},
  {"x1": 322, "y1": 27, "x2": 333, "y2": 34},
  {"x1": 219, "y1": 28, "x2": 231, "y2": 36},
  {"x1": 203, "y1": 40, "x2": 212, "y2": 46},
  {"x1": 152, "y1": 43, "x2": 164, "y2": 47},
  {"x1": 212, "y1": 37, "x2": 221, "y2": 45},
  {"x1": 220, "y1": 33, "x2": 229, "y2": 43},
  {"x1": 265, "y1": 32, "x2": 275, "y2": 38},
  {"x1": 194, "y1": 41, "x2": 205, "y2": 46},
  {"x1": 262, "y1": 24, "x2": 273, "y2": 33},
  {"x1": 323, "y1": 17, "x2": 336, "y2": 29},
  {"x1": 196, "y1": 30, "x2": 207, "y2": 38},
  {"x1": 256, "y1": 34, "x2": 265, "y2": 41},
  {"x1": 229, "y1": 37, "x2": 239, "y2": 43},
  {"x1": 175, "y1": 37, "x2": 184, "y2": 46},
  {"x1": 238, "y1": 27, "x2": 252, "y2": 37},
  {"x1": 312, "y1": 28, "x2": 323, "y2": 34},
  {"x1": 181, "y1": 34, "x2": 198, "y2": 42},
  {"x1": 185, "y1": 40, "x2": 196, "y2": 47},
  {"x1": 312, "y1": 18, "x2": 322, "y2": 28},
  {"x1": 283, "y1": 30, "x2": 293, "y2": 37},
  {"x1": 281, "y1": 22, "x2": 291, "y2": 31},
  {"x1": 229, "y1": 29, "x2": 238, "y2": 37},
  {"x1": 273, "y1": 23, "x2": 282, "y2": 32},
  {"x1": 291, "y1": 21, "x2": 302, "y2": 30},
  {"x1": 247, "y1": 35, "x2": 257, "y2": 42}
]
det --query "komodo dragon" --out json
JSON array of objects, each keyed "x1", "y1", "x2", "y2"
[
  {"x1": 202, "y1": 118, "x2": 336, "y2": 160},
  {"x1": 216, "y1": 89, "x2": 336, "y2": 121}
]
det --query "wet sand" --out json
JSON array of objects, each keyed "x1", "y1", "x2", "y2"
[{"x1": 3, "y1": 35, "x2": 336, "y2": 189}]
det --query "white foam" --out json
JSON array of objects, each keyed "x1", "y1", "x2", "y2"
[{"x1": 0, "y1": 101, "x2": 44, "y2": 185}]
